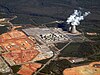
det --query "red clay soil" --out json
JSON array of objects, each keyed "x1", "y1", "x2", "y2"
[
  {"x1": 0, "y1": 38, "x2": 35, "y2": 52},
  {"x1": 63, "y1": 69, "x2": 80, "y2": 75},
  {"x1": 0, "y1": 30, "x2": 40, "y2": 65},
  {"x1": 2, "y1": 49, "x2": 39, "y2": 64},
  {"x1": 63, "y1": 62, "x2": 100, "y2": 75},
  {"x1": 17, "y1": 63, "x2": 42, "y2": 75},
  {"x1": 0, "y1": 30, "x2": 27, "y2": 42}
]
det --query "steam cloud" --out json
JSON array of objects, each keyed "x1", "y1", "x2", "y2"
[{"x1": 66, "y1": 10, "x2": 90, "y2": 26}]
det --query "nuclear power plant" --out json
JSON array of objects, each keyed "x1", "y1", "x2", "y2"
[
  {"x1": 70, "y1": 25, "x2": 78, "y2": 34},
  {"x1": 0, "y1": 9, "x2": 92, "y2": 75},
  {"x1": 66, "y1": 10, "x2": 90, "y2": 34}
]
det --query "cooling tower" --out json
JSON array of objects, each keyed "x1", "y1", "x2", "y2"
[{"x1": 71, "y1": 25, "x2": 78, "y2": 34}]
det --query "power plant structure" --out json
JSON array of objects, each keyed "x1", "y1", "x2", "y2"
[{"x1": 70, "y1": 25, "x2": 79, "y2": 34}]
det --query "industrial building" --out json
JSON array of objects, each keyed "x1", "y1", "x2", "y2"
[{"x1": 22, "y1": 27, "x2": 69, "y2": 44}]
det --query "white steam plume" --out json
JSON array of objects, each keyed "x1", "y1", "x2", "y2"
[{"x1": 66, "y1": 10, "x2": 90, "y2": 26}]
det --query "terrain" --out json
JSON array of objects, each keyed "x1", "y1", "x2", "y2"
[{"x1": 0, "y1": 0, "x2": 100, "y2": 75}]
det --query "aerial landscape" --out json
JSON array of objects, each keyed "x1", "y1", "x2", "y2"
[{"x1": 0, "y1": 0, "x2": 100, "y2": 75}]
